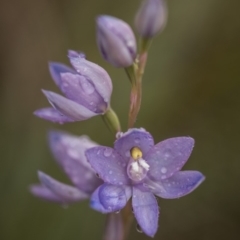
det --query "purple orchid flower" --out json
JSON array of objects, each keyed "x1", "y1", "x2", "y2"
[
  {"x1": 30, "y1": 130, "x2": 102, "y2": 204},
  {"x1": 34, "y1": 50, "x2": 112, "y2": 124},
  {"x1": 85, "y1": 128, "x2": 205, "y2": 237}
]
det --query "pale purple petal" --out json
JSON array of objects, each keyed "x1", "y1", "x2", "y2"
[
  {"x1": 86, "y1": 146, "x2": 130, "y2": 185},
  {"x1": 90, "y1": 185, "x2": 111, "y2": 213},
  {"x1": 42, "y1": 90, "x2": 97, "y2": 121},
  {"x1": 60, "y1": 72, "x2": 107, "y2": 113},
  {"x1": 147, "y1": 171, "x2": 205, "y2": 199},
  {"x1": 34, "y1": 107, "x2": 74, "y2": 124},
  {"x1": 48, "y1": 130, "x2": 102, "y2": 194},
  {"x1": 49, "y1": 62, "x2": 76, "y2": 87},
  {"x1": 38, "y1": 171, "x2": 89, "y2": 202},
  {"x1": 146, "y1": 137, "x2": 194, "y2": 181},
  {"x1": 68, "y1": 50, "x2": 112, "y2": 104},
  {"x1": 114, "y1": 128, "x2": 154, "y2": 160},
  {"x1": 132, "y1": 186, "x2": 159, "y2": 237},
  {"x1": 98, "y1": 183, "x2": 132, "y2": 212},
  {"x1": 29, "y1": 184, "x2": 63, "y2": 203}
]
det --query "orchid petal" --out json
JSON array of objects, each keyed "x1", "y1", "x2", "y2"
[
  {"x1": 114, "y1": 128, "x2": 154, "y2": 161},
  {"x1": 34, "y1": 107, "x2": 74, "y2": 123},
  {"x1": 48, "y1": 130, "x2": 102, "y2": 194},
  {"x1": 29, "y1": 184, "x2": 63, "y2": 203},
  {"x1": 86, "y1": 146, "x2": 130, "y2": 185},
  {"x1": 48, "y1": 62, "x2": 76, "y2": 87},
  {"x1": 42, "y1": 90, "x2": 97, "y2": 121},
  {"x1": 90, "y1": 185, "x2": 111, "y2": 213},
  {"x1": 147, "y1": 137, "x2": 194, "y2": 180},
  {"x1": 98, "y1": 183, "x2": 132, "y2": 212},
  {"x1": 132, "y1": 186, "x2": 159, "y2": 237},
  {"x1": 38, "y1": 171, "x2": 88, "y2": 202},
  {"x1": 68, "y1": 50, "x2": 112, "y2": 104},
  {"x1": 147, "y1": 171, "x2": 205, "y2": 199},
  {"x1": 60, "y1": 72, "x2": 107, "y2": 113}
]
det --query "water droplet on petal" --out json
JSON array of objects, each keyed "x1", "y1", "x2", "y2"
[
  {"x1": 96, "y1": 173, "x2": 100, "y2": 178},
  {"x1": 79, "y1": 78, "x2": 95, "y2": 94},
  {"x1": 136, "y1": 224, "x2": 143, "y2": 233},
  {"x1": 125, "y1": 151, "x2": 130, "y2": 157},
  {"x1": 134, "y1": 137, "x2": 140, "y2": 144},
  {"x1": 161, "y1": 167, "x2": 167, "y2": 174},
  {"x1": 109, "y1": 170, "x2": 113, "y2": 175},
  {"x1": 62, "y1": 82, "x2": 69, "y2": 88},
  {"x1": 104, "y1": 148, "x2": 112, "y2": 157}
]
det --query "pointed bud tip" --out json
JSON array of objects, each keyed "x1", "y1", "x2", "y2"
[{"x1": 68, "y1": 50, "x2": 86, "y2": 59}]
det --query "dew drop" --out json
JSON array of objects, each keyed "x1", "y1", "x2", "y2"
[
  {"x1": 109, "y1": 170, "x2": 113, "y2": 175},
  {"x1": 136, "y1": 224, "x2": 143, "y2": 233},
  {"x1": 161, "y1": 167, "x2": 167, "y2": 174},
  {"x1": 104, "y1": 148, "x2": 112, "y2": 157},
  {"x1": 62, "y1": 82, "x2": 69, "y2": 88},
  {"x1": 134, "y1": 137, "x2": 140, "y2": 144},
  {"x1": 96, "y1": 173, "x2": 100, "y2": 178},
  {"x1": 115, "y1": 210, "x2": 120, "y2": 214},
  {"x1": 125, "y1": 151, "x2": 130, "y2": 157},
  {"x1": 79, "y1": 78, "x2": 95, "y2": 94}
]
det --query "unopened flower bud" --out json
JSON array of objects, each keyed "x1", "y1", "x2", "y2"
[
  {"x1": 96, "y1": 15, "x2": 137, "y2": 68},
  {"x1": 135, "y1": 0, "x2": 167, "y2": 38}
]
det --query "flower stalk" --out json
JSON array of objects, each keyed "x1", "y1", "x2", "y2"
[
  {"x1": 127, "y1": 38, "x2": 151, "y2": 128},
  {"x1": 102, "y1": 107, "x2": 121, "y2": 134}
]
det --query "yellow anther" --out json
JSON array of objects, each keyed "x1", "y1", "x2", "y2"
[{"x1": 130, "y1": 147, "x2": 143, "y2": 160}]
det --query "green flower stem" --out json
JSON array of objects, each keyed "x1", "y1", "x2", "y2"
[{"x1": 102, "y1": 107, "x2": 121, "y2": 134}]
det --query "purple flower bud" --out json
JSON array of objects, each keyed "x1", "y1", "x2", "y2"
[
  {"x1": 135, "y1": 0, "x2": 167, "y2": 38},
  {"x1": 34, "y1": 50, "x2": 113, "y2": 124},
  {"x1": 96, "y1": 15, "x2": 137, "y2": 68}
]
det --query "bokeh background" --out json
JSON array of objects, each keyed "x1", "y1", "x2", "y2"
[{"x1": 1, "y1": 0, "x2": 240, "y2": 239}]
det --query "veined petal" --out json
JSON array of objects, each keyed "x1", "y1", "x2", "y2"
[
  {"x1": 146, "y1": 137, "x2": 194, "y2": 181},
  {"x1": 147, "y1": 171, "x2": 205, "y2": 199},
  {"x1": 90, "y1": 185, "x2": 111, "y2": 213},
  {"x1": 99, "y1": 183, "x2": 132, "y2": 212},
  {"x1": 29, "y1": 184, "x2": 63, "y2": 203},
  {"x1": 132, "y1": 186, "x2": 159, "y2": 237},
  {"x1": 48, "y1": 130, "x2": 102, "y2": 194},
  {"x1": 34, "y1": 107, "x2": 74, "y2": 124},
  {"x1": 49, "y1": 62, "x2": 76, "y2": 87},
  {"x1": 38, "y1": 171, "x2": 89, "y2": 202},
  {"x1": 114, "y1": 128, "x2": 154, "y2": 161},
  {"x1": 60, "y1": 72, "x2": 107, "y2": 113},
  {"x1": 42, "y1": 90, "x2": 97, "y2": 121},
  {"x1": 86, "y1": 146, "x2": 130, "y2": 185},
  {"x1": 68, "y1": 50, "x2": 112, "y2": 104}
]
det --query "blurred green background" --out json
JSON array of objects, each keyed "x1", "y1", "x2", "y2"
[{"x1": 1, "y1": 0, "x2": 240, "y2": 239}]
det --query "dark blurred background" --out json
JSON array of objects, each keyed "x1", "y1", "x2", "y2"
[{"x1": 1, "y1": 0, "x2": 240, "y2": 239}]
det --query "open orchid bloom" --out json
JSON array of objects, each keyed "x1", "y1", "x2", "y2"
[
  {"x1": 34, "y1": 50, "x2": 112, "y2": 124},
  {"x1": 86, "y1": 128, "x2": 205, "y2": 237},
  {"x1": 30, "y1": 130, "x2": 102, "y2": 205}
]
